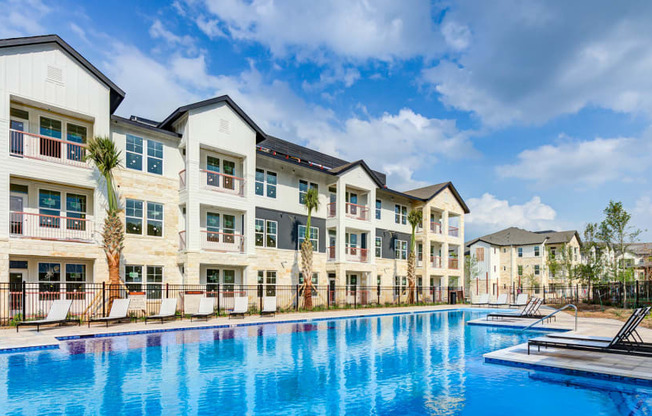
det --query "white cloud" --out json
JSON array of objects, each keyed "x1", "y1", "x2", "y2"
[
  {"x1": 422, "y1": 1, "x2": 652, "y2": 126},
  {"x1": 633, "y1": 196, "x2": 652, "y2": 239},
  {"x1": 497, "y1": 135, "x2": 651, "y2": 187},
  {"x1": 466, "y1": 193, "x2": 558, "y2": 237},
  {"x1": 0, "y1": 0, "x2": 50, "y2": 38},
  {"x1": 192, "y1": 0, "x2": 445, "y2": 62},
  {"x1": 149, "y1": 19, "x2": 195, "y2": 47}
]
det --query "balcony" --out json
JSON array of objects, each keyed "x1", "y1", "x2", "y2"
[
  {"x1": 448, "y1": 258, "x2": 459, "y2": 270},
  {"x1": 345, "y1": 247, "x2": 368, "y2": 263},
  {"x1": 431, "y1": 222, "x2": 443, "y2": 234},
  {"x1": 201, "y1": 230, "x2": 244, "y2": 253},
  {"x1": 179, "y1": 170, "x2": 186, "y2": 190},
  {"x1": 9, "y1": 129, "x2": 89, "y2": 169},
  {"x1": 179, "y1": 230, "x2": 186, "y2": 250},
  {"x1": 448, "y1": 226, "x2": 459, "y2": 238},
  {"x1": 201, "y1": 169, "x2": 245, "y2": 197},
  {"x1": 345, "y1": 203, "x2": 369, "y2": 221},
  {"x1": 9, "y1": 211, "x2": 94, "y2": 243},
  {"x1": 431, "y1": 256, "x2": 442, "y2": 268},
  {"x1": 328, "y1": 246, "x2": 336, "y2": 261}
]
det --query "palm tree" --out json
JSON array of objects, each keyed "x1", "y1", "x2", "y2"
[
  {"x1": 407, "y1": 209, "x2": 423, "y2": 304},
  {"x1": 85, "y1": 137, "x2": 124, "y2": 287},
  {"x1": 301, "y1": 187, "x2": 320, "y2": 309}
]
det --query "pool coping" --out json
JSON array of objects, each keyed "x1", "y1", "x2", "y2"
[{"x1": 466, "y1": 320, "x2": 570, "y2": 332}]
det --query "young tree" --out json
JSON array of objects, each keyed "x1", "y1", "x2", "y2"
[
  {"x1": 406, "y1": 209, "x2": 423, "y2": 304},
  {"x1": 464, "y1": 254, "x2": 480, "y2": 292},
  {"x1": 85, "y1": 137, "x2": 124, "y2": 287},
  {"x1": 546, "y1": 247, "x2": 562, "y2": 283},
  {"x1": 300, "y1": 187, "x2": 320, "y2": 309},
  {"x1": 577, "y1": 223, "x2": 604, "y2": 284},
  {"x1": 599, "y1": 201, "x2": 642, "y2": 308}
]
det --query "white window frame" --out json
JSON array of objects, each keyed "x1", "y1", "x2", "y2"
[
  {"x1": 126, "y1": 198, "x2": 164, "y2": 237},
  {"x1": 299, "y1": 179, "x2": 318, "y2": 205},
  {"x1": 395, "y1": 239, "x2": 407, "y2": 260},
  {"x1": 146, "y1": 139, "x2": 164, "y2": 175},
  {"x1": 394, "y1": 204, "x2": 407, "y2": 225},
  {"x1": 375, "y1": 199, "x2": 382, "y2": 220},
  {"x1": 375, "y1": 236, "x2": 382, "y2": 258},
  {"x1": 255, "y1": 218, "x2": 278, "y2": 248},
  {"x1": 298, "y1": 224, "x2": 319, "y2": 251},
  {"x1": 126, "y1": 134, "x2": 144, "y2": 171},
  {"x1": 255, "y1": 168, "x2": 277, "y2": 198}
]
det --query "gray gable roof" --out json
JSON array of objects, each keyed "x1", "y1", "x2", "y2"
[
  {"x1": 402, "y1": 182, "x2": 470, "y2": 214},
  {"x1": 467, "y1": 227, "x2": 580, "y2": 248},
  {"x1": 0, "y1": 35, "x2": 125, "y2": 113}
]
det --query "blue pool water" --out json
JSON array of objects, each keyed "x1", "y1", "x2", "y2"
[{"x1": 1, "y1": 310, "x2": 651, "y2": 415}]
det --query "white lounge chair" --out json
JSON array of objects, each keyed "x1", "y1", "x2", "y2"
[
  {"x1": 145, "y1": 298, "x2": 178, "y2": 324},
  {"x1": 16, "y1": 299, "x2": 76, "y2": 332},
  {"x1": 489, "y1": 294, "x2": 508, "y2": 307},
  {"x1": 191, "y1": 297, "x2": 216, "y2": 321},
  {"x1": 261, "y1": 297, "x2": 276, "y2": 317},
  {"x1": 509, "y1": 293, "x2": 528, "y2": 308},
  {"x1": 88, "y1": 299, "x2": 131, "y2": 327},
  {"x1": 471, "y1": 293, "x2": 490, "y2": 306},
  {"x1": 229, "y1": 297, "x2": 249, "y2": 319}
]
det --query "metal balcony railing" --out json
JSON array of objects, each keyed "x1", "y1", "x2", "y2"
[
  {"x1": 9, "y1": 129, "x2": 89, "y2": 168},
  {"x1": 9, "y1": 211, "x2": 94, "y2": 242}
]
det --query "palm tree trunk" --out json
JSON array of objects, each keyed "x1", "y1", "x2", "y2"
[
  {"x1": 407, "y1": 251, "x2": 416, "y2": 304},
  {"x1": 301, "y1": 240, "x2": 313, "y2": 309}
]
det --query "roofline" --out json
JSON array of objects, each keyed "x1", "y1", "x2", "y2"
[
  {"x1": 0, "y1": 35, "x2": 126, "y2": 114},
  {"x1": 111, "y1": 115, "x2": 181, "y2": 139},
  {"x1": 158, "y1": 95, "x2": 266, "y2": 141},
  {"x1": 330, "y1": 160, "x2": 386, "y2": 188},
  {"x1": 429, "y1": 182, "x2": 470, "y2": 214}
]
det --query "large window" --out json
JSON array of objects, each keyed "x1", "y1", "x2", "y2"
[
  {"x1": 299, "y1": 180, "x2": 318, "y2": 204},
  {"x1": 375, "y1": 236, "x2": 382, "y2": 258},
  {"x1": 255, "y1": 219, "x2": 277, "y2": 248},
  {"x1": 517, "y1": 265, "x2": 523, "y2": 276},
  {"x1": 534, "y1": 265, "x2": 540, "y2": 275},
  {"x1": 395, "y1": 240, "x2": 408, "y2": 260},
  {"x1": 39, "y1": 189, "x2": 61, "y2": 228},
  {"x1": 126, "y1": 135, "x2": 163, "y2": 175},
  {"x1": 258, "y1": 270, "x2": 277, "y2": 297},
  {"x1": 66, "y1": 193, "x2": 87, "y2": 231},
  {"x1": 126, "y1": 135, "x2": 143, "y2": 171},
  {"x1": 534, "y1": 246, "x2": 540, "y2": 257},
  {"x1": 146, "y1": 266, "x2": 163, "y2": 299},
  {"x1": 125, "y1": 265, "x2": 143, "y2": 293},
  {"x1": 376, "y1": 200, "x2": 382, "y2": 220},
  {"x1": 126, "y1": 199, "x2": 163, "y2": 237},
  {"x1": 40, "y1": 117, "x2": 62, "y2": 158},
  {"x1": 394, "y1": 204, "x2": 407, "y2": 225},
  {"x1": 147, "y1": 202, "x2": 164, "y2": 237},
  {"x1": 65, "y1": 264, "x2": 86, "y2": 300},
  {"x1": 206, "y1": 269, "x2": 219, "y2": 293},
  {"x1": 38, "y1": 262, "x2": 61, "y2": 300},
  {"x1": 223, "y1": 269, "x2": 235, "y2": 297},
  {"x1": 255, "y1": 169, "x2": 277, "y2": 198},
  {"x1": 298, "y1": 225, "x2": 318, "y2": 251},
  {"x1": 66, "y1": 123, "x2": 87, "y2": 161},
  {"x1": 518, "y1": 247, "x2": 523, "y2": 258}
]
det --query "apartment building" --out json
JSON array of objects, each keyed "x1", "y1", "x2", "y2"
[
  {"x1": 0, "y1": 35, "x2": 468, "y2": 303},
  {"x1": 466, "y1": 227, "x2": 581, "y2": 300},
  {"x1": 589, "y1": 243, "x2": 652, "y2": 281}
]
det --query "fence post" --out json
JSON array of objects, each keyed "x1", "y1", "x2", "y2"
[
  {"x1": 22, "y1": 281, "x2": 26, "y2": 320},
  {"x1": 295, "y1": 284, "x2": 299, "y2": 311},
  {"x1": 165, "y1": 283, "x2": 169, "y2": 299},
  {"x1": 636, "y1": 280, "x2": 640, "y2": 308},
  {"x1": 398, "y1": 287, "x2": 401, "y2": 306},
  {"x1": 377, "y1": 284, "x2": 380, "y2": 305},
  {"x1": 416, "y1": 285, "x2": 419, "y2": 304},
  {"x1": 354, "y1": 289, "x2": 358, "y2": 309},
  {"x1": 217, "y1": 284, "x2": 221, "y2": 316},
  {"x1": 102, "y1": 281, "x2": 106, "y2": 317},
  {"x1": 543, "y1": 285, "x2": 546, "y2": 304},
  {"x1": 259, "y1": 284, "x2": 263, "y2": 312}
]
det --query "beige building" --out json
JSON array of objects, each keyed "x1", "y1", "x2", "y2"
[
  {"x1": 0, "y1": 35, "x2": 469, "y2": 312},
  {"x1": 466, "y1": 227, "x2": 582, "y2": 301}
]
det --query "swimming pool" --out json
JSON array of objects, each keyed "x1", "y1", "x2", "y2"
[{"x1": 1, "y1": 310, "x2": 650, "y2": 415}]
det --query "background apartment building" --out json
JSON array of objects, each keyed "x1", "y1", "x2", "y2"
[
  {"x1": 0, "y1": 35, "x2": 468, "y2": 305},
  {"x1": 466, "y1": 227, "x2": 581, "y2": 301}
]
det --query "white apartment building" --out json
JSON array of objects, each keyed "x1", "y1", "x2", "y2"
[
  {"x1": 0, "y1": 35, "x2": 468, "y2": 303},
  {"x1": 466, "y1": 227, "x2": 582, "y2": 300}
]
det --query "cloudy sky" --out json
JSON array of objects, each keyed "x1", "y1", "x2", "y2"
[{"x1": 3, "y1": 0, "x2": 651, "y2": 240}]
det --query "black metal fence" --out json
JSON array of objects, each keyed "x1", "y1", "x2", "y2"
[{"x1": 0, "y1": 283, "x2": 464, "y2": 326}]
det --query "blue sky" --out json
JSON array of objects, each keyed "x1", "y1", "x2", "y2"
[{"x1": 3, "y1": 0, "x2": 651, "y2": 240}]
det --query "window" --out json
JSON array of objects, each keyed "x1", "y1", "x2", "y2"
[
  {"x1": 38, "y1": 262, "x2": 61, "y2": 300},
  {"x1": 395, "y1": 240, "x2": 407, "y2": 260},
  {"x1": 66, "y1": 193, "x2": 86, "y2": 231},
  {"x1": 66, "y1": 123, "x2": 87, "y2": 161},
  {"x1": 375, "y1": 200, "x2": 382, "y2": 220},
  {"x1": 518, "y1": 247, "x2": 523, "y2": 258},
  {"x1": 146, "y1": 202, "x2": 163, "y2": 237},
  {"x1": 534, "y1": 246, "x2": 540, "y2": 257},
  {"x1": 146, "y1": 266, "x2": 163, "y2": 299},
  {"x1": 393, "y1": 275, "x2": 406, "y2": 296},
  {"x1": 375, "y1": 236, "x2": 382, "y2": 258},
  {"x1": 550, "y1": 247, "x2": 556, "y2": 258},
  {"x1": 258, "y1": 270, "x2": 277, "y2": 297},
  {"x1": 255, "y1": 169, "x2": 277, "y2": 198},
  {"x1": 147, "y1": 140, "x2": 163, "y2": 175},
  {"x1": 126, "y1": 135, "x2": 143, "y2": 171},
  {"x1": 503, "y1": 248, "x2": 506, "y2": 253},
  {"x1": 65, "y1": 264, "x2": 86, "y2": 300},
  {"x1": 207, "y1": 269, "x2": 219, "y2": 293},
  {"x1": 255, "y1": 219, "x2": 277, "y2": 248},
  {"x1": 394, "y1": 204, "x2": 407, "y2": 224},
  {"x1": 298, "y1": 225, "x2": 318, "y2": 251},
  {"x1": 534, "y1": 265, "x2": 540, "y2": 275},
  {"x1": 299, "y1": 180, "x2": 318, "y2": 204},
  {"x1": 517, "y1": 265, "x2": 523, "y2": 276},
  {"x1": 126, "y1": 199, "x2": 143, "y2": 234},
  {"x1": 40, "y1": 117, "x2": 62, "y2": 158},
  {"x1": 125, "y1": 265, "x2": 143, "y2": 293},
  {"x1": 223, "y1": 269, "x2": 235, "y2": 297},
  {"x1": 503, "y1": 266, "x2": 506, "y2": 271},
  {"x1": 39, "y1": 189, "x2": 61, "y2": 228},
  {"x1": 476, "y1": 247, "x2": 485, "y2": 261}
]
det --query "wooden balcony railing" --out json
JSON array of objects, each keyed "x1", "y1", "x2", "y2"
[
  {"x1": 201, "y1": 169, "x2": 245, "y2": 196},
  {"x1": 9, "y1": 129, "x2": 89, "y2": 168},
  {"x1": 346, "y1": 247, "x2": 368, "y2": 263},
  {"x1": 201, "y1": 230, "x2": 244, "y2": 252},
  {"x1": 9, "y1": 211, "x2": 94, "y2": 242}
]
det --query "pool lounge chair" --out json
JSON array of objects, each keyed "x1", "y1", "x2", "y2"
[
  {"x1": 191, "y1": 297, "x2": 216, "y2": 322},
  {"x1": 88, "y1": 299, "x2": 132, "y2": 327},
  {"x1": 528, "y1": 307, "x2": 652, "y2": 357},
  {"x1": 486, "y1": 297, "x2": 550, "y2": 321},
  {"x1": 229, "y1": 296, "x2": 248, "y2": 319},
  {"x1": 261, "y1": 297, "x2": 276, "y2": 317},
  {"x1": 16, "y1": 299, "x2": 76, "y2": 332},
  {"x1": 488, "y1": 294, "x2": 508, "y2": 308},
  {"x1": 510, "y1": 293, "x2": 528, "y2": 308},
  {"x1": 145, "y1": 298, "x2": 178, "y2": 324},
  {"x1": 472, "y1": 294, "x2": 490, "y2": 306}
]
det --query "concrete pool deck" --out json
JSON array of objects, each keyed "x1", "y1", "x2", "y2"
[{"x1": 470, "y1": 308, "x2": 652, "y2": 384}]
